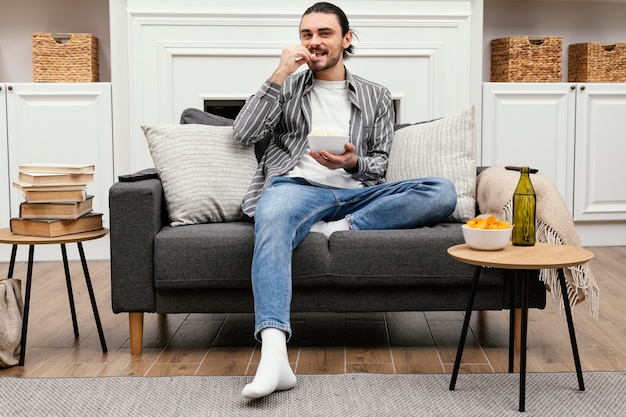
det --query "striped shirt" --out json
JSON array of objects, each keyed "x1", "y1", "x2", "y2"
[{"x1": 233, "y1": 68, "x2": 394, "y2": 217}]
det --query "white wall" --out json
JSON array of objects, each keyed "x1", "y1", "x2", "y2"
[{"x1": 0, "y1": 0, "x2": 111, "y2": 82}]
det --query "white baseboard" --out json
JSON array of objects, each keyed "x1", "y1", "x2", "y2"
[{"x1": 576, "y1": 222, "x2": 626, "y2": 247}]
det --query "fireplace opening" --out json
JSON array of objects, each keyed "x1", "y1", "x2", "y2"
[{"x1": 204, "y1": 99, "x2": 246, "y2": 119}]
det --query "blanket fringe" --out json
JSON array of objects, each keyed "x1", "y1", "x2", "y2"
[{"x1": 500, "y1": 201, "x2": 599, "y2": 319}]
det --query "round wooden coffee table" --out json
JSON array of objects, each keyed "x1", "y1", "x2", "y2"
[
  {"x1": 0, "y1": 228, "x2": 109, "y2": 366},
  {"x1": 447, "y1": 242, "x2": 593, "y2": 412}
]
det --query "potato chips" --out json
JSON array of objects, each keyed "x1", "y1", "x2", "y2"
[{"x1": 465, "y1": 215, "x2": 512, "y2": 229}]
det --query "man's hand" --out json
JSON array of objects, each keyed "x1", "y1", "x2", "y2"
[
  {"x1": 269, "y1": 45, "x2": 313, "y2": 86},
  {"x1": 310, "y1": 142, "x2": 358, "y2": 172}
]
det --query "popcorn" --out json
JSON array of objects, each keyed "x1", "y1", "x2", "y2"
[{"x1": 309, "y1": 129, "x2": 340, "y2": 136}]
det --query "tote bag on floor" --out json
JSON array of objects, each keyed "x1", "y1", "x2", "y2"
[{"x1": 0, "y1": 279, "x2": 23, "y2": 367}]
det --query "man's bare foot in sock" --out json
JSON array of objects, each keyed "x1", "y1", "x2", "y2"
[
  {"x1": 310, "y1": 218, "x2": 350, "y2": 238},
  {"x1": 242, "y1": 328, "x2": 297, "y2": 399}
]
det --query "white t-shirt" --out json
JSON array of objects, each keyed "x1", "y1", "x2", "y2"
[{"x1": 286, "y1": 79, "x2": 363, "y2": 189}]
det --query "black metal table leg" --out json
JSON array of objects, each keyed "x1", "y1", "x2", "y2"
[
  {"x1": 7, "y1": 245, "x2": 17, "y2": 278},
  {"x1": 558, "y1": 268, "x2": 585, "y2": 391},
  {"x1": 77, "y1": 242, "x2": 107, "y2": 353},
  {"x1": 509, "y1": 270, "x2": 516, "y2": 373},
  {"x1": 60, "y1": 244, "x2": 80, "y2": 337},
  {"x1": 450, "y1": 265, "x2": 482, "y2": 391},
  {"x1": 519, "y1": 271, "x2": 530, "y2": 412},
  {"x1": 18, "y1": 245, "x2": 35, "y2": 366}
]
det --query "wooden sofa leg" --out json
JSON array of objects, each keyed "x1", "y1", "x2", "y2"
[{"x1": 129, "y1": 312, "x2": 144, "y2": 355}]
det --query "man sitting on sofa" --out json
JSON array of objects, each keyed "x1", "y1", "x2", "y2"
[{"x1": 233, "y1": 1, "x2": 457, "y2": 399}]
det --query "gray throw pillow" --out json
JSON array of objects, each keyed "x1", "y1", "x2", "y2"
[
  {"x1": 179, "y1": 108, "x2": 234, "y2": 126},
  {"x1": 142, "y1": 124, "x2": 257, "y2": 226}
]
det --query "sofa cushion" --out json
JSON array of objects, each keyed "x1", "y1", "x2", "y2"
[
  {"x1": 154, "y1": 223, "x2": 255, "y2": 289},
  {"x1": 386, "y1": 106, "x2": 476, "y2": 222},
  {"x1": 142, "y1": 124, "x2": 257, "y2": 226},
  {"x1": 325, "y1": 224, "x2": 478, "y2": 286},
  {"x1": 154, "y1": 223, "x2": 331, "y2": 289}
]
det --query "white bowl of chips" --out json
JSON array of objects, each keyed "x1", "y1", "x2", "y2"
[
  {"x1": 307, "y1": 131, "x2": 348, "y2": 154},
  {"x1": 462, "y1": 215, "x2": 513, "y2": 251}
]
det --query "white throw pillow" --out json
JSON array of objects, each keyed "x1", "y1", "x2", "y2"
[
  {"x1": 386, "y1": 106, "x2": 476, "y2": 222},
  {"x1": 142, "y1": 124, "x2": 257, "y2": 226}
]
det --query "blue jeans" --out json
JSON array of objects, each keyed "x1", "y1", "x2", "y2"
[{"x1": 251, "y1": 176, "x2": 457, "y2": 341}]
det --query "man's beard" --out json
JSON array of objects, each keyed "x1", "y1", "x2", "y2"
[{"x1": 309, "y1": 49, "x2": 342, "y2": 73}]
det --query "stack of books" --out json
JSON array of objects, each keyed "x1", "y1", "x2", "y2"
[{"x1": 10, "y1": 163, "x2": 104, "y2": 237}]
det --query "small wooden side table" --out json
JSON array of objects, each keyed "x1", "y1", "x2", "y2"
[
  {"x1": 0, "y1": 228, "x2": 109, "y2": 366},
  {"x1": 447, "y1": 242, "x2": 593, "y2": 412}
]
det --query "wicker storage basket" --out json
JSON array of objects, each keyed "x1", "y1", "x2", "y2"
[
  {"x1": 568, "y1": 43, "x2": 626, "y2": 82},
  {"x1": 32, "y1": 33, "x2": 99, "y2": 82},
  {"x1": 491, "y1": 36, "x2": 562, "y2": 82}
]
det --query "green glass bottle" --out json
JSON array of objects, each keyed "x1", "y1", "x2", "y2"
[{"x1": 512, "y1": 166, "x2": 536, "y2": 246}]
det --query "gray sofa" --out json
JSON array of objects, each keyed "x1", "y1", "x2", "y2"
[
  {"x1": 109, "y1": 111, "x2": 546, "y2": 355},
  {"x1": 109, "y1": 172, "x2": 548, "y2": 355}
]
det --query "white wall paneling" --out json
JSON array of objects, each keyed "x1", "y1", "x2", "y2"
[
  {"x1": 112, "y1": 0, "x2": 475, "y2": 174},
  {"x1": 0, "y1": 86, "x2": 10, "y2": 230}
]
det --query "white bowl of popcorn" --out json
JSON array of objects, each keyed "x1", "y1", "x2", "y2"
[{"x1": 307, "y1": 130, "x2": 348, "y2": 154}]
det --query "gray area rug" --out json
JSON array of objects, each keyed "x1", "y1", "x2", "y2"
[{"x1": 1, "y1": 372, "x2": 624, "y2": 416}]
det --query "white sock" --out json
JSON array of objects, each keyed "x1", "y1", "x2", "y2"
[
  {"x1": 241, "y1": 328, "x2": 297, "y2": 399},
  {"x1": 310, "y1": 218, "x2": 351, "y2": 238}
]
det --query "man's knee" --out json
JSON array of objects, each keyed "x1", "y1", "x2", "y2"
[
  {"x1": 255, "y1": 182, "x2": 302, "y2": 223},
  {"x1": 255, "y1": 195, "x2": 287, "y2": 224},
  {"x1": 436, "y1": 177, "x2": 458, "y2": 215},
  {"x1": 437, "y1": 177, "x2": 456, "y2": 196}
]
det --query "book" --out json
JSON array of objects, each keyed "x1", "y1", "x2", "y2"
[
  {"x1": 19, "y1": 196, "x2": 94, "y2": 219},
  {"x1": 18, "y1": 163, "x2": 95, "y2": 174},
  {"x1": 13, "y1": 181, "x2": 88, "y2": 192},
  {"x1": 10, "y1": 213, "x2": 104, "y2": 238},
  {"x1": 23, "y1": 188, "x2": 88, "y2": 203},
  {"x1": 18, "y1": 171, "x2": 94, "y2": 185}
]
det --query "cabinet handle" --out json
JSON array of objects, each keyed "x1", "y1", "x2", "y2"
[
  {"x1": 570, "y1": 85, "x2": 576, "y2": 90},
  {"x1": 580, "y1": 85, "x2": 586, "y2": 91},
  {"x1": 7, "y1": 85, "x2": 12, "y2": 91}
]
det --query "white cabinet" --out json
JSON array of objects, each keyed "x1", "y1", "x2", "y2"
[
  {"x1": 482, "y1": 82, "x2": 626, "y2": 223},
  {"x1": 482, "y1": 83, "x2": 575, "y2": 211},
  {"x1": 482, "y1": 1, "x2": 626, "y2": 246},
  {"x1": 0, "y1": 82, "x2": 114, "y2": 261},
  {"x1": 574, "y1": 84, "x2": 626, "y2": 222}
]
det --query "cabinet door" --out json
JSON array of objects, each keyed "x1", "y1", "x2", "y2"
[
  {"x1": 482, "y1": 83, "x2": 576, "y2": 212},
  {"x1": 0, "y1": 85, "x2": 9, "y2": 229},
  {"x1": 574, "y1": 84, "x2": 626, "y2": 221},
  {"x1": 5, "y1": 83, "x2": 114, "y2": 225}
]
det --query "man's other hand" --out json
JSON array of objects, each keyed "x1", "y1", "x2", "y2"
[{"x1": 310, "y1": 142, "x2": 358, "y2": 171}]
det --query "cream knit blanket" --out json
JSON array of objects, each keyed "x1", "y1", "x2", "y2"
[{"x1": 476, "y1": 166, "x2": 599, "y2": 318}]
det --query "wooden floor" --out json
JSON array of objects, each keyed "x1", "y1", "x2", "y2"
[{"x1": 1, "y1": 246, "x2": 625, "y2": 378}]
